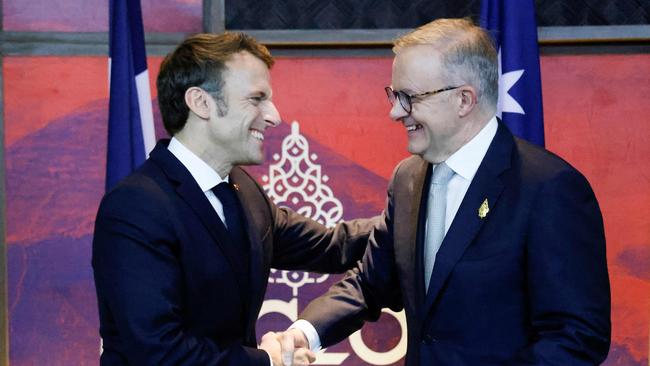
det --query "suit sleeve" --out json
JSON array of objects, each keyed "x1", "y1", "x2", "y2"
[
  {"x1": 295, "y1": 165, "x2": 404, "y2": 347},
  {"x1": 268, "y1": 199, "x2": 378, "y2": 274},
  {"x1": 511, "y1": 169, "x2": 611, "y2": 365},
  {"x1": 92, "y1": 184, "x2": 268, "y2": 366}
]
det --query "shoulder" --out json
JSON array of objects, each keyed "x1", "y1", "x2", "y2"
[
  {"x1": 391, "y1": 155, "x2": 428, "y2": 181},
  {"x1": 230, "y1": 166, "x2": 267, "y2": 198},
  {"x1": 229, "y1": 166, "x2": 274, "y2": 214},
  {"x1": 97, "y1": 161, "x2": 172, "y2": 222},
  {"x1": 512, "y1": 138, "x2": 594, "y2": 195}
]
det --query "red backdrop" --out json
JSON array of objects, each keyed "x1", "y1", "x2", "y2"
[{"x1": 3, "y1": 54, "x2": 649, "y2": 365}]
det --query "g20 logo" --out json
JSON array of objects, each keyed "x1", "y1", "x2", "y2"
[{"x1": 261, "y1": 270, "x2": 406, "y2": 365}]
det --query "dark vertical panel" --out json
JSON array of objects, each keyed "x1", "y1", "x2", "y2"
[
  {"x1": 203, "y1": 0, "x2": 225, "y2": 33},
  {"x1": 0, "y1": 57, "x2": 8, "y2": 366},
  {"x1": 223, "y1": 0, "x2": 650, "y2": 29},
  {"x1": 0, "y1": 0, "x2": 9, "y2": 364}
]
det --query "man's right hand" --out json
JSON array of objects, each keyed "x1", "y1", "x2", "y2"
[
  {"x1": 279, "y1": 328, "x2": 312, "y2": 366},
  {"x1": 259, "y1": 331, "x2": 315, "y2": 366}
]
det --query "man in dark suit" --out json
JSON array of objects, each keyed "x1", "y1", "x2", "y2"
[
  {"x1": 92, "y1": 33, "x2": 374, "y2": 365},
  {"x1": 280, "y1": 18, "x2": 611, "y2": 365}
]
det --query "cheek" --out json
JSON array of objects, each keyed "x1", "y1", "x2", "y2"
[{"x1": 241, "y1": 107, "x2": 262, "y2": 124}]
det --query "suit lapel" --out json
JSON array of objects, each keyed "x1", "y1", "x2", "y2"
[
  {"x1": 394, "y1": 158, "x2": 431, "y2": 320},
  {"x1": 412, "y1": 162, "x2": 432, "y2": 319},
  {"x1": 423, "y1": 123, "x2": 513, "y2": 315},
  {"x1": 229, "y1": 168, "x2": 269, "y2": 336},
  {"x1": 149, "y1": 141, "x2": 248, "y2": 288}
]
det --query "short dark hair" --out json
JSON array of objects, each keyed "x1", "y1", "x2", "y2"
[{"x1": 156, "y1": 32, "x2": 274, "y2": 135}]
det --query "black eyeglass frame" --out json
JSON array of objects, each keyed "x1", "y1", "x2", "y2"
[{"x1": 384, "y1": 85, "x2": 463, "y2": 113}]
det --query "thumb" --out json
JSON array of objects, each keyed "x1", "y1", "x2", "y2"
[
  {"x1": 290, "y1": 328, "x2": 309, "y2": 349},
  {"x1": 305, "y1": 349, "x2": 316, "y2": 363},
  {"x1": 280, "y1": 332, "x2": 295, "y2": 366}
]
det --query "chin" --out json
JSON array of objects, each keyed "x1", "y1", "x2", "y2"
[
  {"x1": 407, "y1": 143, "x2": 425, "y2": 157},
  {"x1": 249, "y1": 153, "x2": 264, "y2": 165}
]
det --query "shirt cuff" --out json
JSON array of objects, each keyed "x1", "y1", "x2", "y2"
[{"x1": 290, "y1": 319, "x2": 322, "y2": 353}]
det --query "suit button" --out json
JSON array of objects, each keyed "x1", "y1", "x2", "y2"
[{"x1": 422, "y1": 334, "x2": 436, "y2": 345}]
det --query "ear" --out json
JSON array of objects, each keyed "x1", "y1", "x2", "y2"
[
  {"x1": 184, "y1": 87, "x2": 211, "y2": 120},
  {"x1": 457, "y1": 85, "x2": 478, "y2": 118}
]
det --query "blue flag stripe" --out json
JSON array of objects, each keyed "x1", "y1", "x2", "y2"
[
  {"x1": 480, "y1": 0, "x2": 545, "y2": 146},
  {"x1": 107, "y1": 0, "x2": 154, "y2": 191}
]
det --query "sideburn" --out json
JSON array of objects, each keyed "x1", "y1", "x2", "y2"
[{"x1": 215, "y1": 97, "x2": 229, "y2": 118}]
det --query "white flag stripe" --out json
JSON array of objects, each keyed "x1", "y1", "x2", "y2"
[{"x1": 135, "y1": 70, "x2": 156, "y2": 156}]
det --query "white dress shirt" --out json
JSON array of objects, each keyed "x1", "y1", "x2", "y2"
[
  {"x1": 293, "y1": 116, "x2": 499, "y2": 352},
  {"x1": 427, "y1": 116, "x2": 498, "y2": 254},
  {"x1": 167, "y1": 137, "x2": 230, "y2": 227}
]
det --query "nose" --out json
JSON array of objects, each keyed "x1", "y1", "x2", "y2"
[
  {"x1": 389, "y1": 100, "x2": 408, "y2": 121},
  {"x1": 263, "y1": 101, "x2": 281, "y2": 127}
]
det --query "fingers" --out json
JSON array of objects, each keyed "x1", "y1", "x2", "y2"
[
  {"x1": 288, "y1": 327, "x2": 310, "y2": 349},
  {"x1": 280, "y1": 331, "x2": 295, "y2": 366},
  {"x1": 259, "y1": 332, "x2": 283, "y2": 366},
  {"x1": 260, "y1": 330, "x2": 316, "y2": 366},
  {"x1": 297, "y1": 348, "x2": 316, "y2": 364},
  {"x1": 287, "y1": 348, "x2": 316, "y2": 366},
  {"x1": 261, "y1": 331, "x2": 277, "y2": 344}
]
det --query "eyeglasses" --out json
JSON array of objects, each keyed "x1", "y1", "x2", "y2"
[{"x1": 384, "y1": 85, "x2": 462, "y2": 114}]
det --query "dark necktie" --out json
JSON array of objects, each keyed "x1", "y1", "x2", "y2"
[
  {"x1": 212, "y1": 181, "x2": 251, "y2": 318},
  {"x1": 211, "y1": 182, "x2": 250, "y2": 270}
]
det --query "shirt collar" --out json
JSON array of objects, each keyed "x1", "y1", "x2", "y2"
[
  {"x1": 445, "y1": 116, "x2": 498, "y2": 181},
  {"x1": 167, "y1": 137, "x2": 227, "y2": 192}
]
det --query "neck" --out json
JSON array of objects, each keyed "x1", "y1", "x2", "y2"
[
  {"x1": 174, "y1": 131, "x2": 232, "y2": 179},
  {"x1": 458, "y1": 107, "x2": 494, "y2": 143},
  {"x1": 422, "y1": 110, "x2": 493, "y2": 164}
]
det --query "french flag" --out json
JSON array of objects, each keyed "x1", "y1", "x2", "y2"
[
  {"x1": 480, "y1": 0, "x2": 545, "y2": 146},
  {"x1": 107, "y1": 0, "x2": 156, "y2": 191}
]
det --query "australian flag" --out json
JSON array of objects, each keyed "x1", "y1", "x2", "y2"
[
  {"x1": 480, "y1": 0, "x2": 545, "y2": 146},
  {"x1": 107, "y1": 0, "x2": 156, "y2": 191}
]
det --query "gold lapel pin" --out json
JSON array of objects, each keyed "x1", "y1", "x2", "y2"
[
  {"x1": 232, "y1": 183, "x2": 240, "y2": 191},
  {"x1": 478, "y1": 198, "x2": 489, "y2": 219}
]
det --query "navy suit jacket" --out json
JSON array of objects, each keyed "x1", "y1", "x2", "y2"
[
  {"x1": 301, "y1": 122, "x2": 611, "y2": 365},
  {"x1": 92, "y1": 140, "x2": 373, "y2": 365}
]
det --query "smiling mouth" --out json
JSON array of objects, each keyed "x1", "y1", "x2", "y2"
[
  {"x1": 250, "y1": 129, "x2": 264, "y2": 141},
  {"x1": 406, "y1": 124, "x2": 423, "y2": 132}
]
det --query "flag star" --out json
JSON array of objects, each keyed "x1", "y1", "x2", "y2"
[{"x1": 497, "y1": 48, "x2": 525, "y2": 118}]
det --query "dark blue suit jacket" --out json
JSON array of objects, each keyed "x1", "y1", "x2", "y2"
[
  {"x1": 301, "y1": 122, "x2": 611, "y2": 365},
  {"x1": 92, "y1": 140, "x2": 373, "y2": 365}
]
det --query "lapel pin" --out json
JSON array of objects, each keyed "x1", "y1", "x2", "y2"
[
  {"x1": 478, "y1": 198, "x2": 489, "y2": 219},
  {"x1": 232, "y1": 183, "x2": 240, "y2": 191}
]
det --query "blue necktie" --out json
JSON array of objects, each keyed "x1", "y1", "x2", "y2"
[{"x1": 424, "y1": 162, "x2": 455, "y2": 292}]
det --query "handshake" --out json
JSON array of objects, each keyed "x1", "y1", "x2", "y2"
[{"x1": 258, "y1": 328, "x2": 315, "y2": 366}]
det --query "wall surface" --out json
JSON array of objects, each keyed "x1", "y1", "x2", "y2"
[
  {"x1": 1, "y1": 0, "x2": 649, "y2": 365},
  {"x1": 3, "y1": 54, "x2": 649, "y2": 365}
]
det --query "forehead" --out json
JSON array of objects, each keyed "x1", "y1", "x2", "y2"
[
  {"x1": 392, "y1": 45, "x2": 444, "y2": 89},
  {"x1": 223, "y1": 51, "x2": 272, "y2": 93}
]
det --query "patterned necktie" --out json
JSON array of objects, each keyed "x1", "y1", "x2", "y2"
[{"x1": 424, "y1": 162, "x2": 455, "y2": 292}]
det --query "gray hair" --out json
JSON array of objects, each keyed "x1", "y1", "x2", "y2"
[{"x1": 393, "y1": 18, "x2": 498, "y2": 111}]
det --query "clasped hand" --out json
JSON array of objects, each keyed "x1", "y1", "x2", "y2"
[{"x1": 259, "y1": 328, "x2": 315, "y2": 366}]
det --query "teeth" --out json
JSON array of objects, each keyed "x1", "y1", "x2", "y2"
[
  {"x1": 250, "y1": 130, "x2": 264, "y2": 141},
  {"x1": 406, "y1": 125, "x2": 419, "y2": 132}
]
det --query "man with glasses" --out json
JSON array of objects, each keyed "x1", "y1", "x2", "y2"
[
  {"x1": 92, "y1": 32, "x2": 376, "y2": 366},
  {"x1": 278, "y1": 18, "x2": 610, "y2": 365}
]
